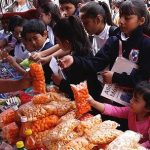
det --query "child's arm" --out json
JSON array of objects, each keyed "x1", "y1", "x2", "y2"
[
  {"x1": 0, "y1": 73, "x2": 31, "y2": 93},
  {"x1": 88, "y1": 97, "x2": 129, "y2": 119}
]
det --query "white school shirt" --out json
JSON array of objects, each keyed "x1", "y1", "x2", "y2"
[
  {"x1": 15, "y1": 4, "x2": 30, "y2": 12},
  {"x1": 47, "y1": 26, "x2": 55, "y2": 45},
  {"x1": 14, "y1": 42, "x2": 29, "y2": 60},
  {"x1": 92, "y1": 24, "x2": 111, "y2": 56}
]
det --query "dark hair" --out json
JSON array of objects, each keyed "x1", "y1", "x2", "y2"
[
  {"x1": 53, "y1": 16, "x2": 92, "y2": 56},
  {"x1": 8, "y1": 15, "x2": 25, "y2": 32},
  {"x1": 59, "y1": 0, "x2": 82, "y2": 7},
  {"x1": 80, "y1": 1, "x2": 113, "y2": 26},
  {"x1": 112, "y1": 0, "x2": 124, "y2": 8},
  {"x1": 21, "y1": 19, "x2": 47, "y2": 38},
  {"x1": 119, "y1": 0, "x2": 150, "y2": 36},
  {"x1": 134, "y1": 81, "x2": 150, "y2": 110},
  {"x1": 40, "y1": 2, "x2": 61, "y2": 28}
]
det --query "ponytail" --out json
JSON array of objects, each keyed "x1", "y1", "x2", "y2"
[
  {"x1": 80, "y1": 1, "x2": 114, "y2": 26},
  {"x1": 98, "y1": 1, "x2": 113, "y2": 26}
]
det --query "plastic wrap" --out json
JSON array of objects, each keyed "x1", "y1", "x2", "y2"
[
  {"x1": 30, "y1": 63, "x2": 46, "y2": 93},
  {"x1": 76, "y1": 114, "x2": 102, "y2": 136},
  {"x1": 32, "y1": 115, "x2": 59, "y2": 133},
  {"x1": 44, "y1": 132, "x2": 79, "y2": 150},
  {"x1": 18, "y1": 100, "x2": 75, "y2": 121},
  {"x1": 47, "y1": 119, "x2": 80, "y2": 141},
  {"x1": 58, "y1": 110, "x2": 76, "y2": 123},
  {"x1": 62, "y1": 137, "x2": 95, "y2": 150},
  {"x1": 71, "y1": 81, "x2": 91, "y2": 117},
  {"x1": 0, "y1": 108, "x2": 16, "y2": 128},
  {"x1": 106, "y1": 130, "x2": 142, "y2": 150},
  {"x1": 88, "y1": 129, "x2": 123, "y2": 145},
  {"x1": 2, "y1": 122, "x2": 19, "y2": 144},
  {"x1": 32, "y1": 93, "x2": 50, "y2": 104}
]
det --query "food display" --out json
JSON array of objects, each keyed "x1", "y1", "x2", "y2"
[{"x1": 0, "y1": 82, "x2": 147, "y2": 150}]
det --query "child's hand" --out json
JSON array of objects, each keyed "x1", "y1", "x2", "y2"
[
  {"x1": 51, "y1": 74, "x2": 63, "y2": 86},
  {"x1": 102, "y1": 71, "x2": 114, "y2": 84},
  {"x1": 87, "y1": 95, "x2": 95, "y2": 106},
  {"x1": 59, "y1": 55, "x2": 74, "y2": 69},
  {"x1": 30, "y1": 52, "x2": 42, "y2": 62}
]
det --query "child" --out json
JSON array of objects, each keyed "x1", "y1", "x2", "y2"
[
  {"x1": 8, "y1": 15, "x2": 28, "y2": 62},
  {"x1": 21, "y1": 19, "x2": 53, "y2": 83},
  {"x1": 80, "y1": 1, "x2": 116, "y2": 55},
  {"x1": 59, "y1": 0, "x2": 150, "y2": 91},
  {"x1": 88, "y1": 81, "x2": 150, "y2": 148},
  {"x1": 51, "y1": 16, "x2": 101, "y2": 99},
  {"x1": 40, "y1": 2, "x2": 61, "y2": 45},
  {"x1": 59, "y1": 0, "x2": 83, "y2": 17}
]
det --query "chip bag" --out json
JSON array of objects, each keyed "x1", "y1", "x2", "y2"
[{"x1": 71, "y1": 81, "x2": 91, "y2": 117}]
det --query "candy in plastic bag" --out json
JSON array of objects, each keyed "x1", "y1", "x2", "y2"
[{"x1": 71, "y1": 81, "x2": 91, "y2": 117}]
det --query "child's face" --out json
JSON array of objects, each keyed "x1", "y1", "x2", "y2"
[
  {"x1": 22, "y1": 38, "x2": 35, "y2": 52},
  {"x1": 56, "y1": 37, "x2": 71, "y2": 51},
  {"x1": 80, "y1": 13, "x2": 102, "y2": 35},
  {"x1": 25, "y1": 31, "x2": 47, "y2": 51},
  {"x1": 12, "y1": 26, "x2": 23, "y2": 41},
  {"x1": 119, "y1": 14, "x2": 145, "y2": 36},
  {"x1": 40, "y1": 12, "x2": 51, "y2": 25},
  {"x1": 60, "y1": 3, "x2": 76, "y2": 17},
  {"x1": 130, "y1": 94, "x2": 149, "y2": 114}
]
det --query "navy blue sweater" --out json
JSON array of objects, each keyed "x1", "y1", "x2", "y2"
[{"x1": 70, "y1": 27, "x2": 150, "y2": 87}]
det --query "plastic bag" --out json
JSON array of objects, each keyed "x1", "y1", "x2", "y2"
[
  {"x1": 18, "y1": 100, "x2": 75, "y2": 121},
  {"x1": 62, "y1": 137, "x2": 95, "y2": 150},
  {"x1": 0, "y1": 142, "x2": 13, "y2": 150},
  {"x1": 2, "y1": 122, "x2": 19, "y2": 144},
  {"x1": 0, "y1": 108, "x2": 16, "y2": 128},
  {"x1": 47, "y1": 119, "x2": 79, "y2": 141},
  {"x1": 32, "y1": 115, "x2": 59, "y2": 133},
  {"x1": 106, "y1": 130, "x2": 142, "y2": 150},
  {"x1": 76, "y1": 114, "x2": 102, "y2": 136},
  {"x1": 71, "y1": 81, "x2": 91, "y2": 117},
  {"x1": 32, "y1": 93, "x2": 50, "y2": 104},
  {"x1": 44, "y1": 131, "x2": 79, "y2": 150},
  {"x1": 58, "y1": 110, "x2": 76, "y2": 123},
  {"x1": 88, "y1": 128, "x2": 123, "y2": 145},
  {"x1": 30, "y1": 63, "x2": 46, "y2": 93}
]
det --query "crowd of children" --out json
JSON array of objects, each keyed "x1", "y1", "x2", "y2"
[{"x1": 0, "y1": 0, "x2": 150, "y2": 148}]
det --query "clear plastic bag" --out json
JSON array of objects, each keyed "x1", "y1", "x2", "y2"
[
  {"x1": 71, "y1": 81, "x2": 91, "y2": 117},
  {"x1": 62, "y1": 137, "x2": 95, "y2": 150},
  {"x1": 106, "y1": 130, "x2": 142, "y2": 150},
  {"x1": 47, "y1": 119, "x2": 79, "y2": 141},
  {"x1": 2, "y1": 122, "x2": 19, "y2": 144},
  {"x1": 87, "y1": 128, "x2": 123, "y2": 145},
  {"x1": 18, "y1": 100, "x2": 75, "y2": 121},
  {"x1": 0, "y1": 108, "x2": 16, "y2": 128}
]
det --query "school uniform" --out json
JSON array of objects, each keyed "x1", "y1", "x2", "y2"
[
  {"x1": 38, "y1": 38, "x2": 53, "y2": 84},
  {"x1": 47, "y1": 26, "x2": 55, "y2": 45},
  {"x1": 92, "y1": 24, "x2": 111, "y2": 55},
  {"x1": 70, "y1": 26, "x2": 150, "y2": 88}
]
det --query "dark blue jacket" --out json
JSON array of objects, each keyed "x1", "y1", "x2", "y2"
[
  {"x1": 41, "y1": 41, "x2": 53, "y2": 84},
  {"x1": 70, "y1": 27, "x2": 150, "y2": 87}
]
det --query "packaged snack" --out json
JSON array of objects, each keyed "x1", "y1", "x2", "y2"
[
  {"x1": 0, "y1": 107, "x2": 16, "y2": 128},
  {"x1": 0, "y1": 142, "x2": 13, "y2": 150},
  {"x1": 79, "y1": 113, "x2": 93, "y2": 121},
  {"x1": 44, "y1": 132, "x2": 79, "y2": 150},
  {"x1": 62, "y1": 137, "x2": 95, "y2": 150},
  {"x1": 2, "y1": 122, "x2": 19, "y2": 144},
  {"x1": 30, "y1": 63, "x2": 46, "y2": 94},
  {"x1": 18, "y1": 100, "x2": 75, "y2": 122},
  {"x1": 76, "y1": 114, "x2": 102, "y2": 136},
  {"x1": 58, "y1": 110, "x2": 76, "y2": 123},
  {"x1": 19, "y1": 91, "x2": 33, "y2": 104},
  {"x1": 71, "y1": 81, "x2": 91, "y2": 117},
  {"x1": 32, "y1": 94, "x2": 50, "y2": 104},
  {"x1": 106, "y1": 130, "x2": 142, "y2": 150},
  {"x1": 88, "y1": 129, "x2": 123, "y2": 145},
  {"x1": 32, "y1": 115, "x2": 59, "y2": 133},
  {"x1": 47, "y1": 119, "x2": 79, "y2": 141}
]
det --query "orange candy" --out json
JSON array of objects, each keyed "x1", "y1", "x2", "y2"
[
  {"x1": 71, "y1": 81, "x2": 91, "y2": 117},
  {"x1": 31, "y1": 115, "x2": 59, "y2": 133},
  {"x1": 30, "y1": 63, "x2": 46, "y2": 93}
]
